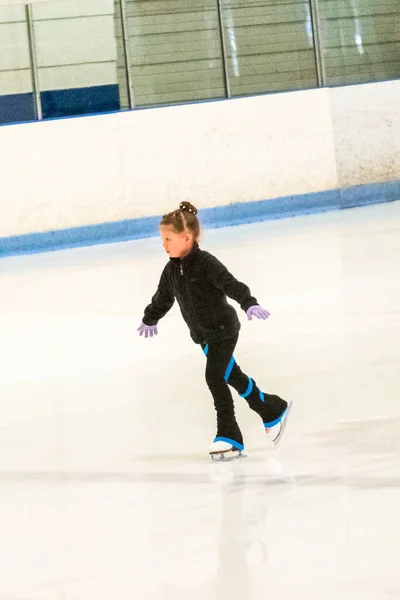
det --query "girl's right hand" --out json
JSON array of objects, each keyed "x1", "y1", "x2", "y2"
[{"x1": 137, "y1": 322, "x2": 158, "y2": 338}]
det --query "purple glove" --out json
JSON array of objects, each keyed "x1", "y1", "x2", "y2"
[
  {"x1": 246, "y1": 305, "x2": 270, "y2": 321},
  {"x1": 137, "y1": 322, "x2": 158, "y2": 338}
]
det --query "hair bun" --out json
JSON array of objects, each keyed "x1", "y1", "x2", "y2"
[{"x1": 179, "y1": 202, "x2": 198, "y2": 216}]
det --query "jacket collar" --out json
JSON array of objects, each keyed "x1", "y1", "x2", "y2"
[{"x1": 170, "y1": 242, "x2": 200, "y2": 268}]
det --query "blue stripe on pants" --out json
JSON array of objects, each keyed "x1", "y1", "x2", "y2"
[
  {"x1": 239, "y1": 377, "x2": 253, "y2": 398},
  {"x1": 224, "y1": 356, "x2": 235, "y2": 382}
]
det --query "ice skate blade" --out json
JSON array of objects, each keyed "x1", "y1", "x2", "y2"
[
  {"x1": 210, "y1": 451, "x2": 246, "y2": 462},
  {"x1": 272, "y1": 400, "x2": 293, "y2": 446}
]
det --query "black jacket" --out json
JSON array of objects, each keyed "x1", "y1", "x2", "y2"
[{"x1": 142, "y1": 243, "x2": 258, "y2": 344}]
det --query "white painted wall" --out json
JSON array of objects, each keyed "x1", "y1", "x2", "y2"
[
  {"x1": 0, "y1": 79, "x2": 399, "y2": 238},
  {"x1": 0, "y1": 0, "x2": 71, "y2": 5},
  {"x1": 0, "y1": 1, "x2": 117, "y2": 96},
  {"x1": 0, "y1": 5, "x2": 31, "y2": 95}
]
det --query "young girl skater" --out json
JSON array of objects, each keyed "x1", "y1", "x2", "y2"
[{"x1": 138, "y1": 202, "x2": 292, "y2": 460}]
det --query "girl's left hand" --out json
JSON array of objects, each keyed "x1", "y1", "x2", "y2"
[{"x1": 246, "y1": 305, "x2": 270, "y2": 320}]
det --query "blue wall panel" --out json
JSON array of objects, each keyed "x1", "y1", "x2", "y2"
[
  {"x1": 0, "y1": 93, "x2": 36, "y2": 125},
  {"x1": 41, "y1": 84, "x2": 120, "y2": 119}
]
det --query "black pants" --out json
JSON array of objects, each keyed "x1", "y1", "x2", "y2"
[{"x1": 202, "y1": 335, "x2": 287, "y2": 449}]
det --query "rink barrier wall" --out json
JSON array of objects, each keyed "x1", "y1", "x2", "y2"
[
  {"x1": 1, "y1": 179, "x2": 399, "y2": 258},
  {"x1": 1, "y1": 81, "x2": 399, "y2": 243}
]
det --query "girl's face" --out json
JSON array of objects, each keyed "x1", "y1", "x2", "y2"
[{"x1": 160, "y1": 225, "x2": 194, "y2": 258}]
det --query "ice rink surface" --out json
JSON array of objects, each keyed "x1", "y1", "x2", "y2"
[{"x1": 0, "y1": 201, "x2": 399, "y2": 600}]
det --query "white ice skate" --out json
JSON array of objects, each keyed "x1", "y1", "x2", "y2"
[
  {"x1": 265, "y1": 400, "x2": 293, "y2": 446},
  {"x1": 209, "y1": 440, "x2": 245, "y2": 462}
]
